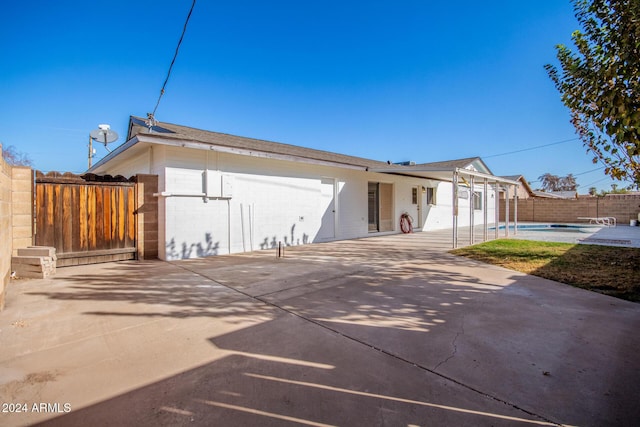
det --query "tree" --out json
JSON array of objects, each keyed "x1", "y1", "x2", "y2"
[
  {"x1": 545, "y1": 0, "x2": 640, "y2": 189},
  {"x1": 1, "y1": 144, "x2": 33, "y2": 167},
  {"x1": 538, "y1": 173, "x2": 579, "y2": 192},
  {"x1": 560, "y1": 173, "x2": 578, "y2": 191},
  {"x1": 538, "y1": 173, "x2": 560, "y2": 192}
]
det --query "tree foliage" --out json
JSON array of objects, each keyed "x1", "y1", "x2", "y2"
[
  {"x1": 538, "y1": 173, "x2": 578, "y2": 192},
  {"x1": 1, "y1": 144, "x2": 33, "y2": 167},
  {"x1": 545, "y1": 0, "x2": 640, "y2": 188}
]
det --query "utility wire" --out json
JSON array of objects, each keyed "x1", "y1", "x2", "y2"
[
  {"x1": 483, "y1": 137, "x2": 580, "y2": 159},
  {"x1": 529, "y1": 166, "x2": 605, "y2": 183},
  {"x1": 572, "y1": 166, "x2": 605, "y2": 177},
  {"x1": 148, "y1": 0, "x2": 197, "y2": 124}
]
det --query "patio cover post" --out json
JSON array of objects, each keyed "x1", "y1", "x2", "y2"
[
  {"x1": 494, "y1": 182, "x2": 499, "y2": 239},
  {"x1": 513, "y1": 185, "x2": 518, "y2": 236},
  {"x1": 505, "y1": 185, "x2": 510, "y2": 237},
  {"x1": 452, "y1": 171, "x2": 459, "y2": 248},
  {"x1": 483, "y1": 178, "x2": 488, "y2": 241},
  {"x1": 469, "y1": 175, "x2": 475, "y2": 245}
]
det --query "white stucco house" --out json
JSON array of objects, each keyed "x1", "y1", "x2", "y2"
[{"x1": 89, "y1": 117, "x2": 518, "y2": 260}]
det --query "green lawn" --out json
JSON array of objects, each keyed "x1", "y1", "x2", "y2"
[{"x1": 451, "y1": 239, "x2": 640, "y2": 302}]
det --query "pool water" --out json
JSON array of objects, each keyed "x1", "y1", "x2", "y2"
[{"x1": 491, "y1": 223, "x2": 601, "y2": 233}]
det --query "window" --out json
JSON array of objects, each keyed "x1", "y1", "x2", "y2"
[
  {"x1": 368, "y1": 183, "x2": 379, "y2": 232},
  {"x1": 458, "y1": 186, "x2": 469, "y2": 199},
  {"x1": 426, "y1": 187, "x2": 436, "y2": 205},
  {"x1": 473, "y1": 191, "x2": 483, "y2": 210},
  {"x1": 368, "y1": 182, "x2": 393, "y2": 232},
  {"x1": 412, "y1": 187, "x2": 418, "y2": 204}
]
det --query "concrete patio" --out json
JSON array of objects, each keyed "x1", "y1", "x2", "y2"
[{"x1": 1, "y1": 230, "x2": 639, "y2": 426}]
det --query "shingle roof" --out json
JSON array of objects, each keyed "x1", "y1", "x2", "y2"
[
  {"x1": 500, "y1": 175, "x2": 523, "y2": 181},
  {"x1": 128, "y1": 116, "x2": 399, "y2": 170},
  {"x1": 414, "y1": 157, "x2": 482, "y2": 169}
]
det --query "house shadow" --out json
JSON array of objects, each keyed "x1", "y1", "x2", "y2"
[
  {"x1": 21, "y1": 237, "x2": 640, "y2": 427},
  {"x1": 36, "y1": 291, "x2": 545, "y2": 427}
]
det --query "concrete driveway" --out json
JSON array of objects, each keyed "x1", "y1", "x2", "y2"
[{"x1": 1, "y1": 232, "x2": 639, "y2": 426}]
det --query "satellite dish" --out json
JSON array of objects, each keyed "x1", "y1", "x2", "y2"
[{"x1": 90, "y1": 124, "x2": 118, "y2": 147}]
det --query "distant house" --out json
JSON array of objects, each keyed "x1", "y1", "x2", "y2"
[
  {"x1": 89, "y1": 117, "x2": 517, "y2": 259},
  {"x1": 500, "y1": 175, "x2": 577, "y2": 199}
]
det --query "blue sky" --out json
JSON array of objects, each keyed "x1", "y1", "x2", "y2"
[{"x1": 0, "y1": 0, "x2": 629, "y2": 192}]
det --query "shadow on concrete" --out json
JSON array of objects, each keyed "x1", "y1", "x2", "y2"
[
  {"x1": 20, "y1": 234, "x2": 640, "y2": 427},
  {"x1": 25, "y1": 260, "x2": 271, "y2": 321},
  {"x1": 37, "y1": 314, "x2": 551, "y2": 427}
]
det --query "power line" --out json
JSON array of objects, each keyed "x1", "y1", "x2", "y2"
[
  {"x1": 572, "y1": 166, "x2": 605, "y2": 177},
  {"x1": 148, "y1": 0, "x2": 197, "y2": 124},
  {"x1": 583, "y1": 177, "x2": 612, "y2": 187},
  {"x1": 483, "y1": 137, "x2": 580, "y2": 159},
  {"x1": 529, "y1": 166, "x2": 605, "y2": 183}
]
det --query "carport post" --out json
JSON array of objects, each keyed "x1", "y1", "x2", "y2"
[
  {"x1": 513, "y1": 185, "x2": 518, "y2": 236},
  {"x1": 494, "y1": 182, "x2": 499, "y2": 239},
  {"x1": 483, "y1": 178, "x2": 488, "y2": 242},
  {"x1": 469, "y1": 175, "x2": 474, "y2": 245},
  {"x1": 452, "y1": 171, "x2": 459, "y2": 248},
  {"x1": 505, "y1": 185, "x2": 510, "y2": 237}
]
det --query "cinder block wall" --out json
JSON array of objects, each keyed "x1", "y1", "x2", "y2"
[
  {"x1": 12, "y1": 166, "x2": 33, "y2": 252},
  {"x1": 500, "y1": 195, "x2": 640, "y2": 223},
  {"x1": 0, "y1": 146, "x2": 11, "y2": 311},
  {"x1": 0, "y1": 145, "x2": 33, "y2": 311},
  {"x1": 135, "y1": 174, "x2": 159, "y2": 260}
]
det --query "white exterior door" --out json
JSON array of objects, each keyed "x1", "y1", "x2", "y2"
[{"x1": 317, "y1": 178, "x2": 336, "y2": 240}]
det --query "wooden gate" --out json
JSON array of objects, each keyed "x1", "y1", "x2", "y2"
[{"x1": 35, "y1": 172, "x2": 136, "y2": 266}]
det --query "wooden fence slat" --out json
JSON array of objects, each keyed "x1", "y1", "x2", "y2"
[
  {"x1": 91, "y1": 185, "x2": 99, "y2": 250},
  {"x1": 79, "y1": 185, "x2": 88, "y2": 251},
  {"x1": 111, "y1": 188, "x2": 117, "y2": 245},
  {"x1": 42, "y1": 184, "x2": 55, "y2": 247},
  {"x1": 118, "y1": 187, "x2": 125, "y2": 247},
  {"x1": 62, "y1": 186, "x2": 72, "y2": 253},
  {"x1": 95, "y1": 186, "x2": 103, "y2": 250},
  {"x1": 53, "y1": 185, "x2": 64, "y2": 251},
  {"x1": 34, "y1": 176, "x2": 137, "y2": 265},
  {"x1": 71, "y1": 185, "x2": 80, "y2": 252},
  {"x1": 127, "y1": 187, "x2": 135, "y2": 245}
]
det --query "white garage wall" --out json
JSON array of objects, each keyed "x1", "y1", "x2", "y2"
[
  {"x1": 156, "y1": 147, "x2": 437, "y2": 259},
  {"x1": 101, "y1": 144, "x2": 499, "y2": 260}
]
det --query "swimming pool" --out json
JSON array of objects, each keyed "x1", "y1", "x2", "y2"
[
  {"x1": 491, "y1": 223, "x2": 602, "y2": 233},
  {"x1": 488, "y1": 222, "x2": 639, "y2": 247}
]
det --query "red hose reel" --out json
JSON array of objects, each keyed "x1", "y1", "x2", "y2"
[{"x1": 400, "y1": 212, "x2": 413, "y2": 234}]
